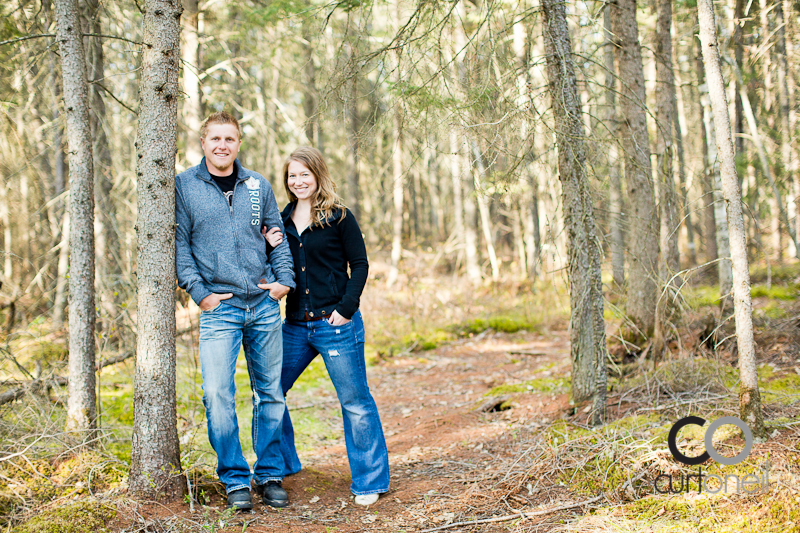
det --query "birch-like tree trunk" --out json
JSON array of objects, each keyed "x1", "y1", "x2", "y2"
[
  {"x1": 181, "y1": 0, "x2": 203, "y2": 166},
  {"x1": 611, "y1": 0, "x2": 659, "y2": 339},
  {"x1": 697, "y1": 0, "x2": 765, "y2": 438},
  {"x1": 774, "y1": 0, "x2": 795, "y2": 257},
  {"x1": 542, "y1": 0, "x2": 607, "y2": 425},
  {"x1": 129, "y1": 0, "x2": 186, "y2": 499},
  {"x1": 345, "y1": 18, "x2": 361, "y2": 220},
  {"x1": 55, "y1": 0, "x2": 97, "y2": 439},
  {"x1": 604, "y1": 7, "x2": 625, "y2": 287},
  {"x1": 470, "y1": 141, "x2": 499, "y2": 281}
]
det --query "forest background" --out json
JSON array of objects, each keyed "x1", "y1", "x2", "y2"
[{"x1": 1, "y1": 0, "x2": 800, "y2": 531}]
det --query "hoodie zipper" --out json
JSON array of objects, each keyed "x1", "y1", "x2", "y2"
[{"x1": 207, "y1": 173, "x2": 250, "y2": 304}]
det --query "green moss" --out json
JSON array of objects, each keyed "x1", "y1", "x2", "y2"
[
  {"x1": 484, "y1": 376, "x2": 569, "y2": 397},
  {"x1": 684, "y1": 286, "x2": 721, "y2": 308},
  {"x1": 453, "y1": 316, "x2": 539, "y2": 336},
  {"x1": 750, "y1": 284, "x2": 798, "y2": 300},
  {"x1": 761, "y1": 374, "x2": 800, "y2": 405},
  {"x1": 401, "y1": 330, "x2": 454, "y2": 351},
  {"x1": 750, "y1": 263, "x2": 800, "y2": 283},
  {"x1": 15, "y1": 500, "x2": 116, "y2": 533}
]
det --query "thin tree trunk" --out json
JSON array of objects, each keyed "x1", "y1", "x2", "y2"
[
  {"x1": 181, "y1": 0, "x2": 203, "y2": 166},
  {"x1": 694, "y1": 38, "x2": 718, "y2": 269},
  {"x1": 672, "y1": 56, "x2": 697, "y2": 266},
  {"x1": 55, "y1": 0, "x2": 97, "y2": 439},
  {"x1": 654, "y1": 0, "x2": 680, "y2": 280},
  {"x1": 774, "y1": 0, "x2": 795, "y2": 257},
  {"x1": 604, "y1": 7, "x2": 625, "y2": 287},
  {"x1": 387, "y1": 45, "x2": 404, "y2": 287},
  {"x1": 129, "y1": 0, "x2": 186, "y2": 500},
  {"x1": 470, "y1": 141, "x2": 499, "y2": 281},
  {"x1": 302, "y1": 20, "x2": 321, "y2": 150},
  {"x1": 462, "y1": 143, "x2": 481, "y2": 283},
  {"x1": 542, "y1": 0, "x2": 607, "y2": 425},
  {"x1": 736, "y1": 67, "x2": 800, "y2": 254},
  {"x1": 611, "y1": 0, "x2": 659, "y2": 340},
  {"x1": 0, "y1": 182, "x2": 11, "y2": 293},
  {"x1": 450, "y1": 129, "x2": 465, "y2": 257},
  {"x1": 697, "y1": 0, "x2": 765, "y2": 438},
  {"x1": 53, "y1": 210, "x2": 70, "y2": 329}
]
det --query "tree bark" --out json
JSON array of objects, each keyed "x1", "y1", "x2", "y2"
[
  {"x1": 55, "y1": 0, "x2": 97, "y2": 439},
  {"x1": 387, "y1": 62, "x2": 404, "y2": 286},
  {"x1": 697, "y1": 0, "x2": 765, "y2": 438},
  {"x1": 542, "y1": 0, "x2": 608, "y2": 425},
  {"x1": 611, "y1": 0, "x2": 659, "y2": 340},
  {"x1": 654, "y1": 0, "x2": 680, "y2": 280},
  {"x1": 181, "y1": 0, "x2": 203, "y2": 166},
  {"x1": 693, "y1": 37, "x2": 718, "y2": 270},
  {"x1": 701, "y1": 89, "x2": 733, "y2": 297},
  {"x1": 470, "y1": 141, "x2": 499, "y2": 281},
  {"x1": 774, "y1": 0, "x2": 795, "y2": 257},
  {"x1": 129, "y1": 0, "x2": 186, "y2": 500},
  {"x1": 604, "y1": 7, "x2": 625, "y2": 287}
]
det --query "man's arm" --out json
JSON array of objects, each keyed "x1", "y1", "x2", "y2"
[
  {"x1": 175, "y1": 184, "x2": 213, "y2": 305},
  {"x1": 262, "y1": 184, "x2": 296, "y2": 290}
]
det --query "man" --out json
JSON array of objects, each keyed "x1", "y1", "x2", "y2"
[{"x1": 176, "y1": 111, "x2": 294, "y2": 510}]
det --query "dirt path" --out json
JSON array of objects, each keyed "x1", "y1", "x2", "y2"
[{"x1": 129, "y1": 329, "x2": 577, "y2": 532}]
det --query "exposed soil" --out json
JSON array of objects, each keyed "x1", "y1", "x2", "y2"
[{"x1": 114, "y1": 328, "x2": 587, "y2": 532}]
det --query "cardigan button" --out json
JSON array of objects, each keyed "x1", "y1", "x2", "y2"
[
  {"x1": 299, "y1": 243, "x2": 303, "y2": 248},
  {"x1": 309, "y1": 312, "x2": 314, "y2": 317},
  {"x1": 305, "y1": 289, "x2": 309, "y2": 294},
  {"x1": 301, "y1": 266, "x2": 305, "y2": 271}
]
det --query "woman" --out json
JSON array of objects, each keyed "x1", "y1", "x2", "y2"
[{"x1": 264, "y1": 146, "x2": 390, "y2": 506}]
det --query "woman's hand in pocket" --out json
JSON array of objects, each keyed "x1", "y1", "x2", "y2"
[{"x1": 328, "y1": 310, "x2": 351, "y2": 326}]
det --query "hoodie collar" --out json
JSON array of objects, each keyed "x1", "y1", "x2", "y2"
[{"x1": 196, "y1": 157, "x2": 244, "y2": 183}]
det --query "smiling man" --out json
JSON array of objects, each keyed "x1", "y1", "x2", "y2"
[{"x1": 175, "y1": 111, "x2": 295, "y2": 510}]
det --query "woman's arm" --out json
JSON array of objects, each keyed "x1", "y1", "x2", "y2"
[{"x1": 335, "y1": 212, "x2": 369, "y2": 320}]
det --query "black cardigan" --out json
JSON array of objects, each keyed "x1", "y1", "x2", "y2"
[{"x1": 279, "y1": 203, "x2": 368, "y2": 320}]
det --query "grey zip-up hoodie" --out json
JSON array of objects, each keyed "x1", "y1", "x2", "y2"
[{"x1": 176, "y1": 158, "x2": 295, "y2": 309}]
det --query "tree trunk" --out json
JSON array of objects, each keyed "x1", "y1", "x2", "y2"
[
  {"x1": 701, "y1": 90, "x2": 734, "y2": 297},
  {"x1": 450, "y1": 129, "x2": 465, "y2": 262},
  {"x1": 611, "y1": 0, "x2": 659, "y2": 340},
  {"x1": 181, "y1": 0, "x2": 203, "y2": 166},
  {"x1": 470, "y1": 141, "x2": 499, "y2": 281},
  {"x1": 672, "y1": 58, "x2": 697, "y2": 266},
  {"x1": 542, "y1": 0, "x2": 608, "y2": 425},
  {"x1": 693, "y1": 38, "x2": 718, "y2": 270},
  {"x1": 53, "y1": 210, "x2": 70, "y2": 329},
  {"x1": 55, "y1": 0, "x2": 97, "y2": 439},
  {"x1": 774, "y1": 0, "x2": 795, "y2": 257},
  {"x1": 387, "y1": 79, "x2": 404, "y2": 286},
  {"x1": 129, "y1": 0, "x2": 186, "y2": 500},
  {"x1": 604, "y1": 7, "x2": 625, "y2": 287},
  {"x1": 697, "y1": 0, "x2": 765, "y2": 438},
  {"x1": 462, "y1": 144, "x2": 481, "y2": 283},
  {"x1": 302, "y1": 20, "x2": 321, "y2": 150},
  {"x1": 654, "y1": 0, "x2": 680, "y2": 280}
]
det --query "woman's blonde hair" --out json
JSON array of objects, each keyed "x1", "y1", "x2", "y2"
[{"x1": 283, "y1": 146, "x2": 347, "y2": 226}]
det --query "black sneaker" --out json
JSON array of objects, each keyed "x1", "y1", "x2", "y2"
[
  {"x1": 226, "y1": 488, "x2": 253, "y2": 511},
  {"x1": 256, "y1": 480, "x2": 289, "y2": 508}
]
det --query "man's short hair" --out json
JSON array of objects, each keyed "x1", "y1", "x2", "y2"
[{"x1": 200, "y1": 111, "x2": 242, "y2": 140}]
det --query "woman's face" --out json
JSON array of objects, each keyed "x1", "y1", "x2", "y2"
[{"x1": 287, "y1": 160, "x2": 318, "y2": 201}]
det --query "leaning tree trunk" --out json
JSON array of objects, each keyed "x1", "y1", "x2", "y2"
[
  {"x1": 129, "y1": 0, "x2": 186, "y2": 500},
  {"x1": 55, "y1": 0, "x2": 97, "y2": 440},
  {"x1": 697, "y1": 0, "x2": 765, "y2": 438},
  {"x1": 611, "y1": 0, "x2": 659, "y2": 340},
  {"x1": 542, "y1": 0, "x2": 608, "y2": 425}
]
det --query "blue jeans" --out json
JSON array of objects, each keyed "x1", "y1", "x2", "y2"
[
  {"x1": 281, "y1": 311, "x2": 390, "y2": 495},
  {"x1": 198, "y1": 297, "x2": 285, "y2": 493}
]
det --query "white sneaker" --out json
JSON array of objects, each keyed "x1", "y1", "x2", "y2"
[{"x1": 354, "y1": 493, "x2": 380, "y2": 506}]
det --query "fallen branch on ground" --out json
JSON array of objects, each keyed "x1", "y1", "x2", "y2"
[{"x1": 418, "y1": 495, "x2": 604, "y2": 532}]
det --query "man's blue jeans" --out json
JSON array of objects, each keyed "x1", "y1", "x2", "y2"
[
  {"x1": 198, "y1": 297, "x2": 285, "y2": 493},
  {"x1": 280, "y1": 311, "x2": 390, "y2": 495}
]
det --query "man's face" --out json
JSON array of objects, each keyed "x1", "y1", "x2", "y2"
[{"x1": 200, "y1": 123, "x2": 241, "y2": 175}]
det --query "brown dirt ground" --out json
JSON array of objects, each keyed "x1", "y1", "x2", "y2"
[{"x1": 112, "y1": 328, "x2": 587, "y2": 532}]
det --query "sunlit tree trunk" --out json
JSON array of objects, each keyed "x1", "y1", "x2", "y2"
[
  {"x1": 774, "y1": 0, "x2": 795, "y2": 257},
  {"x1": 611, "y1": 0, "x2": 659, "y2": 340},
  {"x1": 470, "y1": 141, "x2": 499, "y2": 281},
  {"x1": 387, "y1": 19, "x2": 404, "y2": 287},
  {"x1": 698, "y1": 0, "x2": 765, "y2": 438},
  {"x1": 53, "y1": 211, "x2": 70, "y2": 329},
  {"x1": 672, "y1": 58, "x2": 697, "y2": 266},
  {"x1": 129, "y1": 0, "x2": 186, "y2": 500},
  {"x1": 542, "y1": 0, "x2": 607, "y2": 425},
  {"x1": 55, "y1": 0, "x2": 97, "y2": 439},
  {"x1": 693, "y1": 38, "x2": 718, "y2": 270}
]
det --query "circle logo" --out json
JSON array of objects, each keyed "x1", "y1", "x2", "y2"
[{"x1": 667, "y1": 416, "x2": 753, "y2": 466}]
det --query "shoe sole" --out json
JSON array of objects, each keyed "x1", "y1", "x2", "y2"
[
  {"x1": 262, "y1": 498, "x2": 289, "y2": 508},
  {"x1": 228, "y1": 502, "x2": 253, "y2": 511}
]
